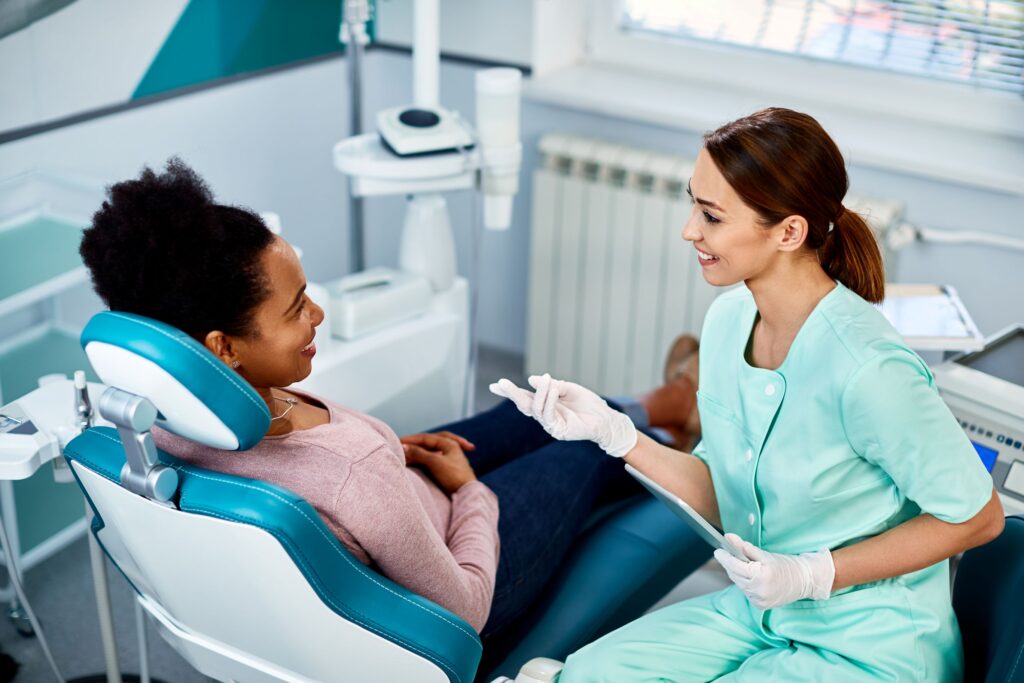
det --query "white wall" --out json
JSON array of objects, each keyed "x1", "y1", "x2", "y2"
[
  {"x1": 2, "y1": 47, "x2": 1020, "y2": 355},
  {"x1": 375, "y1": 0, "x2": 532, "y2": 66},
  {"x1": 0, "y1": 0, "x2": 187, "y2": 132},
  {"x1": 0, "y1": 57, "x2": 350, "y2": 281}
]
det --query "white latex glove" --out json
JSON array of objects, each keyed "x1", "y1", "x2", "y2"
[
  {"x1": 489, "y1": 374, "x2": 638, "y2": 457},
  {"x1": 713, "y1": 533, "x2": 835, "y2": 610}
]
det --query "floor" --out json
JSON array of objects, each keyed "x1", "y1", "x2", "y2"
[{"x1": 0, "y1": 346, "x2": 727, "y2": 682}]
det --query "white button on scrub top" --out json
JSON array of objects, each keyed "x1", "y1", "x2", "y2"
[
  {"x1": 745, "y1": 449, "x2": 753, "y2": 462},
  {"x1": 764, "y1": 384, "x2": 776, "y2": 397},
  {"x1": 748, "y1": 513, "x2": 756, "y2": 525}
]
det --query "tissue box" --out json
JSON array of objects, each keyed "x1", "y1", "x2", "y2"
[{"x1": 326, "y1": 267, "x2": 432, "y2": 340}]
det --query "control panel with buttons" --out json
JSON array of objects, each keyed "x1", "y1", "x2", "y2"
[{"x1": 953, "y1": 409, "x2": 1024, "y2": 515}]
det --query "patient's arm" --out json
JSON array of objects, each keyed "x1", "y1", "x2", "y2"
[
  {"x1": 623, "y1": 433, "x2": 721, "y2": 528},
  {"x1": 333, "y1": 443, "x2": 500, "y2": 631}
]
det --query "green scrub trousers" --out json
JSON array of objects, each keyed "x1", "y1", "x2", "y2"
[{"x1": 558, "y1": 283, "x2": 993, "y2": 682}]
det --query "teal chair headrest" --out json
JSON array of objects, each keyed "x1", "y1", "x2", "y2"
[{"x1": 81, "y1": 311, "x2": 270, "y2": 450}]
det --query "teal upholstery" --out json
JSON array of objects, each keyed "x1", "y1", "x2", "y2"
[
  {"x1": 80, "y1": 311, "x2": 270, "y2": 450},
  {"x1": 953, "y1": 515, "x2": 1024, "y2": 683},
  {"x1": 64, "y1": 426, "x2": 482, "y2": 683}
]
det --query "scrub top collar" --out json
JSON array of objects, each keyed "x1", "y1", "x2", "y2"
[{"x1": 740, "y1": 280, "x2": 843, "y2": 375}]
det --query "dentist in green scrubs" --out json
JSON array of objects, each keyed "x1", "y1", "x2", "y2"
[{"x1": 492, "y1": 107, "x2": 1004, "y2": 681}]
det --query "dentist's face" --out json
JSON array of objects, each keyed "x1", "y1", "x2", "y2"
[
  {"x1": 229, "y1": 236, "x2": 324, "y2": 389},
  {"x1": 682, "y1": 149, "x2": 784, "y2": 288}
]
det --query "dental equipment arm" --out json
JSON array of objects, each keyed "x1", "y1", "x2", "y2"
[
  {"x1": 0, "y1": 375, "x2": 105, "y2": 480},
  {"x1": 489, "y1": 375, "x2": 720, "y2": 525}
]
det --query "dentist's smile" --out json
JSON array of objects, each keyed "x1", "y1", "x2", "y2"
[{"x1": 696, "y1": 247, "x2": 720, "y2": 267}]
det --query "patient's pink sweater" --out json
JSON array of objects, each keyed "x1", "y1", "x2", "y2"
[{"x1": 151, "y1": 391, "x2": 500, "y2": 631}]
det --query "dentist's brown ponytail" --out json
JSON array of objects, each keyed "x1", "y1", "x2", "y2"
[
  {"x1": 818, "y1": 205, "x2": 885, "y2": 304},
  {"x1": 703, "y1": 108, "x2": 885, "y2": 303}
]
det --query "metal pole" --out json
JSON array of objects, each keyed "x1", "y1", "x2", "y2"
[
  {"x1": 135, "y1": 599, "x2": 150, "y2": 683},
  {"x1": 343, "y1": 1, "x2": 370, "y2": 274},
  {"x1": 86, "y1": 504, "x2": 122, "y2": 683}
]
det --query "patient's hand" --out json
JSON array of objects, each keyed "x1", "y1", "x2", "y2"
[
  {"x1": 401, "y1": 431, "x2": 475, "y2": 453},
  {"x1": 401, "y1": 433, "x2": 477, "y2": 495}
]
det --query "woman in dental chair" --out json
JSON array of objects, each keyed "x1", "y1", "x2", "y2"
[{"x1": 77, "y1": 158, "x2": 700, "y2": 671}]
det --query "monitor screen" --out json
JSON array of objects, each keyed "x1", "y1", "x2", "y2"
[
  {"x1": 971, "y1": 441, "x2": 998, "y2": 472},
  {"x1": 957, "y1": 329, "x2": 1024, "y2": 387}
]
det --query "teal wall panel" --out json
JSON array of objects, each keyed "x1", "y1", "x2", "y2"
[{"x1": 133, "y1": 0, "x2": 347, "y2": 100}]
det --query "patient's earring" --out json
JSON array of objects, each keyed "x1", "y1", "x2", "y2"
[{"x1": 231, "y1": 360, "x2": 241, "y2": 368}]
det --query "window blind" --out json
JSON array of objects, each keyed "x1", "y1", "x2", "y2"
[{"x1": 622, "y1": 1, "x2": 1024, "y2": 95}]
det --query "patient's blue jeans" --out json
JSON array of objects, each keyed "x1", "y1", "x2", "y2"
[{"x1": 431, "y1": 398, "x2": 654, "y2": 672}]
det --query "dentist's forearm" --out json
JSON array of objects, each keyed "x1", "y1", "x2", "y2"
[
  {"x1": 830, "y1": 488, "x2": 1004, "y2": 592},
  {"x1": 624, "y1": 432, "x2": 721, "y2": 527}
]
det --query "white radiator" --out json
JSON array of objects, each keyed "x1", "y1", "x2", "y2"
[
  {"x1": 526, "y1": 134, "x2": 903, "y2": 396},
  {"x1": 526, "y1": 135, "x2": 718, "y2": 395}
]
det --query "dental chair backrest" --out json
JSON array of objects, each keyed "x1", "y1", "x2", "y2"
[
  {"x1": 64, "y1": 311, "x2": 481, "y2": 683},
  {"x1": 953, "y1": 514, "x2": 1024, "y2": 683}
]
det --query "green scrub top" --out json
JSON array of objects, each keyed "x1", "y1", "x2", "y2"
[
  {"x1": 693, "y1": 283, "x2": 992, "y2": 554},
  {"x1": 696, "y1": 282, "x2": 991, "y2": 557},
  {"x1": 559, "y1": 283, "x2": 994, "y2": 682}
]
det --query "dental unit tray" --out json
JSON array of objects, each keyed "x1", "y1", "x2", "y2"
[{"x1": 326, "y1": 267, "x2": 432, "y2": 340}]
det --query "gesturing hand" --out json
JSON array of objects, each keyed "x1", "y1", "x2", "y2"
[
  {"x1": 400, "y1": 432, "x2": 477, "y2": 495},
  {"x1": 489, "y1": 373, "x2": 637, "y2": 457},
  {"x1": 713, "y1": 533, "x2": 835, "y2": 610}
]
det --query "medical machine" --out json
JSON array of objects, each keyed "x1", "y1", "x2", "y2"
[
  {"x1": 933, "y1": 324, "x2": 1024, "y2": 516},
  {"x1": 328, "y1": 0, "x2": 524, "y2": 425},
  {"x1": 378, "y1": 106, "x2": 475, "y2": 157},
  {"x1": 625, "y1": 464, "x2": 744, "y2": 559},
  {"x1": 370, "y1": 0, "x2": 473, "y2": 157}
]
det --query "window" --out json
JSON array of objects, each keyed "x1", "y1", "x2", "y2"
[{"x1": 622, "y1": 1, "x2": 1024, "y2": 96}]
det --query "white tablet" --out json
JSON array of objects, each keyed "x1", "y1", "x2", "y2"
[{"x1": 625, "y1": 464, "x2": 744, "y2": 559}]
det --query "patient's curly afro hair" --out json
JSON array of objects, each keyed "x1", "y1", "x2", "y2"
[{"x1": 80, "y1": 158, "x2": 275, "y2": 341}]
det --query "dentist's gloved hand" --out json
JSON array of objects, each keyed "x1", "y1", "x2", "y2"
[
  {"x1": 713, "y1": 533, "x2": 835, "y2": 610},
  {"x1": 489, "y1": 374, "x2": 638, "y2": 457}
]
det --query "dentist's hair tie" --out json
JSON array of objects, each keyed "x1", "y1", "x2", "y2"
[{"x1": 828, "y1": 206, "x2": 846, "y2": 233}]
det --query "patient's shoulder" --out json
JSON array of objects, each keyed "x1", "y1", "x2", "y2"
[{"x1": 293, "y1": 413, "x2": 400, "y2": 466}]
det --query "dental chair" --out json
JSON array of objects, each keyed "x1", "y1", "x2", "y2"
[
  {"x1": 63, "y1": 311, "x2": 712, "y2": 682},
  {"x1": 953, "y1": 514, "x2": 1024, "y2": 683}
]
